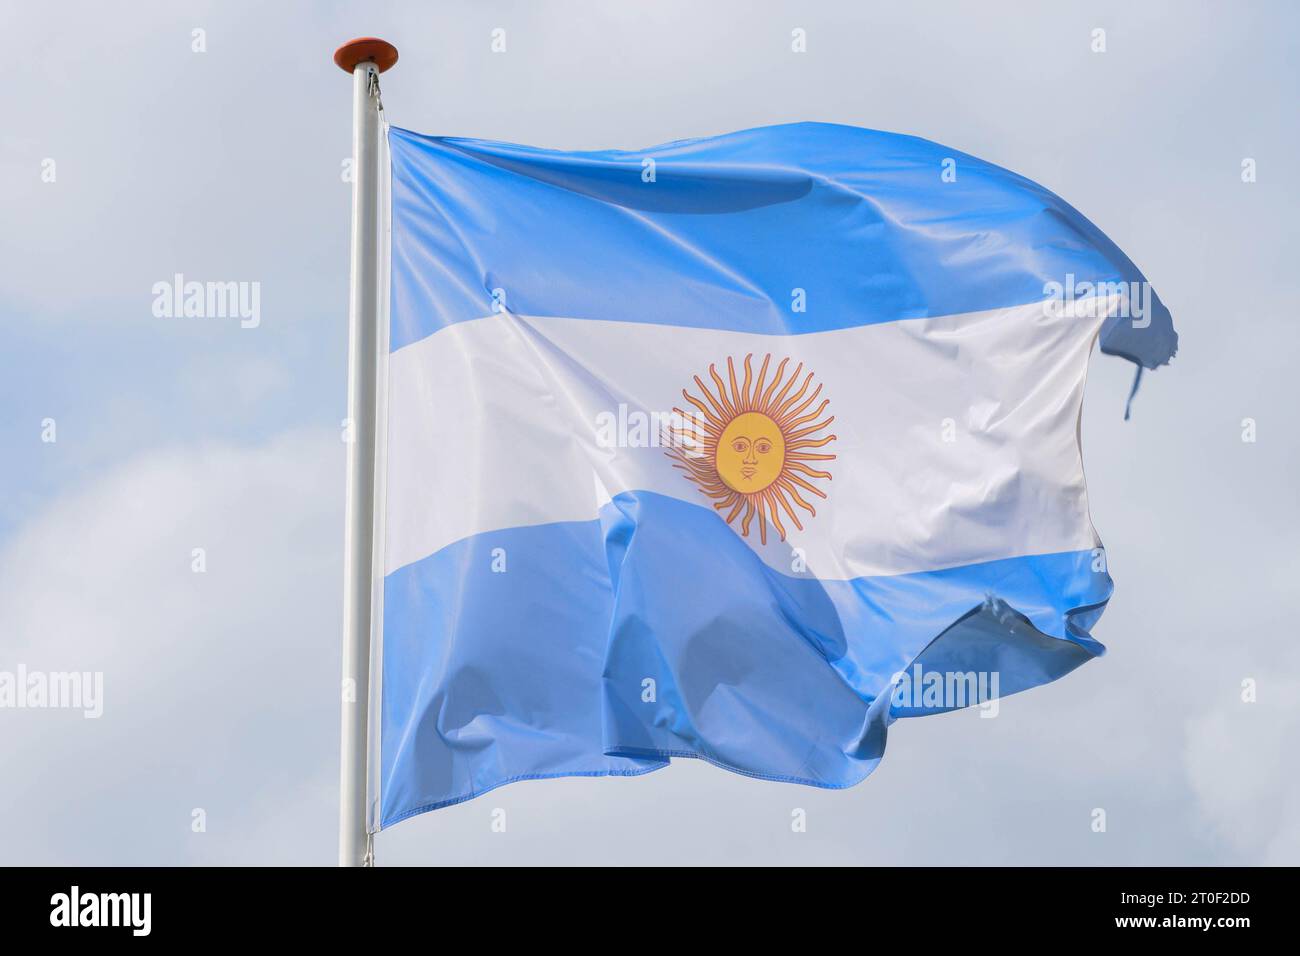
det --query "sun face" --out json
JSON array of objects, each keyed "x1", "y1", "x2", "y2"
[
  {"x1": 664, "y1": 354, "x2": 836, "y2": 544},
  {"x1": 717, "y1": 412, "x2": 786, "y2": 492}
]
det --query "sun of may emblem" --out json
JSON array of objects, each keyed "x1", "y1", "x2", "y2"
[{"x1": 664, "y1": 353, "x2": 836, "y2": 544}]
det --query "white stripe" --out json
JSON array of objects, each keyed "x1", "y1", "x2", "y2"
[{"x1": 384, "y1": 299, "x2": 1112, "y2": 578}]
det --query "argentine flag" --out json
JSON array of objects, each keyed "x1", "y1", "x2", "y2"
[{"x1": 373, "y1": 121, "x2": 1176, "y2": 829}]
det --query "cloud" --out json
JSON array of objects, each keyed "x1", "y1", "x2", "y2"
[
  {"x1": 1184, "y1": 676, "x2": 1300, "y2": 865},
  {"x1": 0, "y1": 429, "x2": 341, "y2": 864}
]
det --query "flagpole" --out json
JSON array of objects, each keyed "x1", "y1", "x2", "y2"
[{"x1": 334, "y1": 36, "x2": 398, "y2": 868}]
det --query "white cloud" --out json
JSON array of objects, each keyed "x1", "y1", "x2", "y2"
[
  {"x1": 0, "y1": 429, "x2": 342, "y2": 864},
  {"x1": 1184, "y1": 676, "x2": 1300, "y2": 865}
]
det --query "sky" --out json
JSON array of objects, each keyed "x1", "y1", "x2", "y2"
[{"x1": 1, "y1": 0, "x2": 1297, "y2": 865}]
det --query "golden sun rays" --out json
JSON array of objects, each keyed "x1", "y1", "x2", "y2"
[{"x1": 664, "y1": 353, "x2": 836, "y2": 545}]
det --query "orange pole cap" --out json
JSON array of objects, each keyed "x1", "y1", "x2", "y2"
[{"x1": 334, "y1": 37, "x2": 398, "y2": 74}]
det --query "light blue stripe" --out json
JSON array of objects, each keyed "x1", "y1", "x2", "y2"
[
  {"x1": 388, "y1": 121, "x2": 1176, "y2": 370},
  {"x1": 380, "y1": 491, "x2": 1110, "y2": 828}
]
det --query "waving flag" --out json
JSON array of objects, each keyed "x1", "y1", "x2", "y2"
[{"x1": 373, "y1": 121, "x2": 1176, "y2": 828}]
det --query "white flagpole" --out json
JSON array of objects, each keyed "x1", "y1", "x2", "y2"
[{"x1": 335, "y1": 36, "x2": 398, "y2": 868}]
